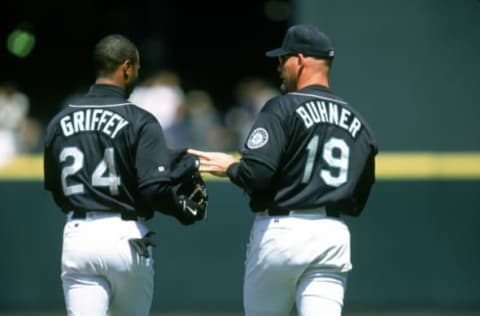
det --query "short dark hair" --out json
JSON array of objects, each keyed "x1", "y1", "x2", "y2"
[{"x1": 93, "y1": 34, "x2": 138, "y2": 77}]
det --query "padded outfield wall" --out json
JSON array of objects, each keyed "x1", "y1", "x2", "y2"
[
  {"x1": 0, "y1": 159, "x2": 479, "y2": 312},
  {"x1": 294, "y1": 0, "x2": 480, "y2": 151}
]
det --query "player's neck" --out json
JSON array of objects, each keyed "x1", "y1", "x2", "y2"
[
  {"x1": 95, "y1": 77, "x2": 124, "y2": 89},
  {"x1": 297, "y1": 74, "x2": 329, "y2": 90}
]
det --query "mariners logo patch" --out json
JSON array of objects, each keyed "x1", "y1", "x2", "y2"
[{"x1": 247, "y1": 128, "x2": 269, "y2": 149}]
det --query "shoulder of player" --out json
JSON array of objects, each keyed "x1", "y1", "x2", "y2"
[
  {"x1": 45, "y1": 105, "x2": 74, "y2": 133},
  {"x1": 260, "y1": 94, "x2": 293, "y2": 116},
  {"x1": 126, "y1": 103, "x2": 160, "y2": 125},
  {"x1": 259, "y1": 92, "x2": 329, "y2": 123},
  {"x1": 291, "y1": 87, "x2": 365, "y2": 120},
  {"x1": 260, "y1": 91, "x2": 331, "y2": 121},
  {"x1": 289, "y1": 86, "x2": 349, "y2": 105},
  {"x1": 261, "y1": 89, "x2": 338, "y2": 110}
]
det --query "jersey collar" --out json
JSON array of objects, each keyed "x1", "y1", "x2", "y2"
[
  {"x1": 87, "y1": 84, "x2": 126, "y2": 98},
  {"x1": 300, "y1": 84, "x2": 332, "y2": 94}
]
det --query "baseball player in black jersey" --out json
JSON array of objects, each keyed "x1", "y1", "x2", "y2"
[
  {"x1": 43, "y1": 34, "x2": 206, "y2": 316},
  {"x1": 189, "y1": 24, "x2": 377, "y2": 316}
]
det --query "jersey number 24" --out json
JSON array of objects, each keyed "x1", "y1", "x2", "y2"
[{"x1": 60, "y1": 147, "x2": 121, "y2": 196}]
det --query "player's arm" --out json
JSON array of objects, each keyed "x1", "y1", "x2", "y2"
[
  {"x1": 135, "y1": 119, "x2": 205, "y2": 224},
  {"x1": 226, "y1": 158, "x2": 276, "y2": 194},
  {"x1": 187, "y1": 149, "x2": 275, "y2": 194},
  {"x1": 190, "y1": 101, "x2": 286, "y2": 192},
  {"x1": 139, "y1": 181, "x2": 204, "y2": 225}
]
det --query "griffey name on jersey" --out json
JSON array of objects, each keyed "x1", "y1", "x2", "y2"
[
  {"x1": 296, "y1": 100, "x2": 362, "y2": 138},
  {"x1": 60, "y1": 109, "x2": 129, "y2": 138}
]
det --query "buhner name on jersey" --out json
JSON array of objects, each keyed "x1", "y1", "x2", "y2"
[{"x1": 296, "y1": 100, "x2": 362, "y2": 139}]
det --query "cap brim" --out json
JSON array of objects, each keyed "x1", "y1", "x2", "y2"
[{"x1": 265, "y1": 48, "x2": 290, "y2": 58}]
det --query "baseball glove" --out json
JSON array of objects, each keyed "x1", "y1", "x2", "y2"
[
  {"x1": 175, "y1": 171, "x2": 208, "y2": 225},
  {"x1": 170, "y1": 148, "x2": 208, "y2": 225}
]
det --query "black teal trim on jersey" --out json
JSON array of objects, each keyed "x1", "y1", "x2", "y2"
[
  {"x1": 68, "y1": 103, "x2": 132, "y2": 108},
  {"x1": 289, "y1": 92, "x2": 348, "y2": 105}
]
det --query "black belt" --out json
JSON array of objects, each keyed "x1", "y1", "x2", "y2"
[
  {"x1": 71, "y1": 210, "x2": 138, "y2": 221},
  {"x1": 265, "y1": 208, "x2": 340, "y2": 218}
]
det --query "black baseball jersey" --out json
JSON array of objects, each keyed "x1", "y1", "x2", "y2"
[
  {"x1": 44, "y1": 84, "x2": 174, "y2": 218},
  {"x1": 228, "y1": 85, "x2": 377, "y2": 216}
]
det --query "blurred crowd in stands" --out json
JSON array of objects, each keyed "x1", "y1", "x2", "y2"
[
  {"x1": 0, "y1": 73, "x2": 279, "y2": 166},
  {"x1": 0, "y1": 82, "x2": 42, "y2": 165}
]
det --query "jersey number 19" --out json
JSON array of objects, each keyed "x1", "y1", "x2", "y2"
[{"x1": 301, "y1": 136, "x2": 350, "y2": 187}]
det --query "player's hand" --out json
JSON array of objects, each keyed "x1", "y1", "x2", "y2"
[{"x1": 187, "y1": 149, "x2": 239, "y2": 177}]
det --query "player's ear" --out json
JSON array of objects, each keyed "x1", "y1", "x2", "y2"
[
  {"x1": 297, "y1": 53, "x2": 305, "y2": 66},
  {"x1": 121, "y1": 60, "x2": 131, "y2": 80}
]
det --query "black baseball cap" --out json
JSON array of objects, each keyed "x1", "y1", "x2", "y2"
[{"x1": 266, "y1": 24, "x2": 334, "y2": 59}]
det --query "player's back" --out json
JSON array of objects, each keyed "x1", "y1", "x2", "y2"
[
  {"x1": 44, "y1": 84, "x2": 169, "y2": 218},
  {"x1": 245, "y1": 84, "x2": 377, "y2": 215}
]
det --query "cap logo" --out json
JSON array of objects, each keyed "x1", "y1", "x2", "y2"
[{"x1": 247, "y1": 128, "x2": 269, "y2": 149}]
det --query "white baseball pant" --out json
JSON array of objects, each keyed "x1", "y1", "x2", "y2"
[
  {"x1": 243, "y1": 211, "x2": 352, "y2": 316},
  {"x1": 61, "y1": 212, "x2": 154, "y2": 316}
]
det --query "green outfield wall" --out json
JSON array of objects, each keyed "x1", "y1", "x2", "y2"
[
  {"x1": 0, "y1": 179, "x2": 479, "y2": 312},
  {"x1": 294, "y1": 0, "x2": 480, "y2": 151}
]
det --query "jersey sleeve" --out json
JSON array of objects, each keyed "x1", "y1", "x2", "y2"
[
  {"x1": 135, "y1": 120, "x2": 173, "y2": 188},
  {"x1": 241, "y1": 102, "x2": 288, "y2": 171}
]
